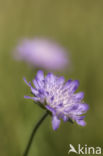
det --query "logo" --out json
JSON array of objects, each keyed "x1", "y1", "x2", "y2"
[{"x1": 68, "y1": 144, "x2": 102, "y2": 155}]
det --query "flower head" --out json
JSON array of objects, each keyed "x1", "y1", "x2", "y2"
[
  {"x1": 14, "y1": 38, "x2": 69, "y2": 71},
  {"x1": 24, "y1": 70, "x2": 89, "y2": 130}
]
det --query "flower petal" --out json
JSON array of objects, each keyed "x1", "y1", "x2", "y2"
[
  {"x1": 76, "y1": 119, "x2": 86, "y2": 126},
  {"x1": 78, "y1": 103, "x2": 89, "y2": 114},
  {"x1": 24, "y1": 78, "x2": 38, "y2": 95},
  {"x1": 74, "y1": 92, "x2": 84, "y2": 100},
  {"x1": 33, "y1": 79, "x2": 39, "y2": 89},
  {"x1": 23, "y1": 77, "x2": 32, "y2": 87},
  {"x1": 69, "y1": 103, "x2": 89, "y2": 115},
  {"x1": 52, "y1": 116, "x2": 61, "y2": 130},
  {"x1": 64, "y1": 79, "x2": 72, "y2": 89},
  {"x1": 63, "y1": 115, "x2": 68, "y2": 122},
  {"x1": 24, "y1": 96, "x2": 39, "y2": 101},
  {"x1": 69, "y1": 80, "x2": 79, "y2": 93},
  {"x1": 36, "y1": 70, "x2": 44, "y2": 81},
  {"x1": 46, "y1": 105, "x2": 56, "y2": 115},
  {"x1": 45, "y1": 73, "x2": 56, "y2": 83},
  {"x1": 56, "y1": 76, "x2": 65, "y2": 85}
]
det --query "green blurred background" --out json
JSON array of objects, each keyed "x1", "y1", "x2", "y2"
[{"x1": 0, "y1": 0, "x2": 103, "y2": 156}]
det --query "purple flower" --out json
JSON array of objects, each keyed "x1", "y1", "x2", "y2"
[
  {"x1": 14, "y1": 38, "x2": 69, "y2": 71},
  {"x1": 24, "y1": 70, "x2": 89, "y2": 130}
]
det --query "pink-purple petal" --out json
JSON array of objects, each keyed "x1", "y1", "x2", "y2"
[
  {"x1": 52, "y1": 116, "x2": 61, "y2": 130},
  {"x1": 76, "y1": 119, "x2": 86, "y2": 126},
  {"x1": 24, "y1": 96, "x2": 39, "y2": 101},
  {"x1": 36, "y1": 70, "x2": 44, "y2": 81},
  {"x1": 74, "y1": 92, "x2": 84, "y2": 100},
  {"x1": 69, "y1": 80, "x2": 79, "y2": 93}
]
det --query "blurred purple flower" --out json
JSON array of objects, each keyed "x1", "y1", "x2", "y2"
[
  {"x1": 24, "y1": 70, "x2": 89, "y2": 130},
  {"x1": 14, "y1": 38, "x2": 69, "y2": 71}
]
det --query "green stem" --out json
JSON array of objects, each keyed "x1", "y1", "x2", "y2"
[{"x1": 23, "y1": 111, "x2": 49, "y2": 156}]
